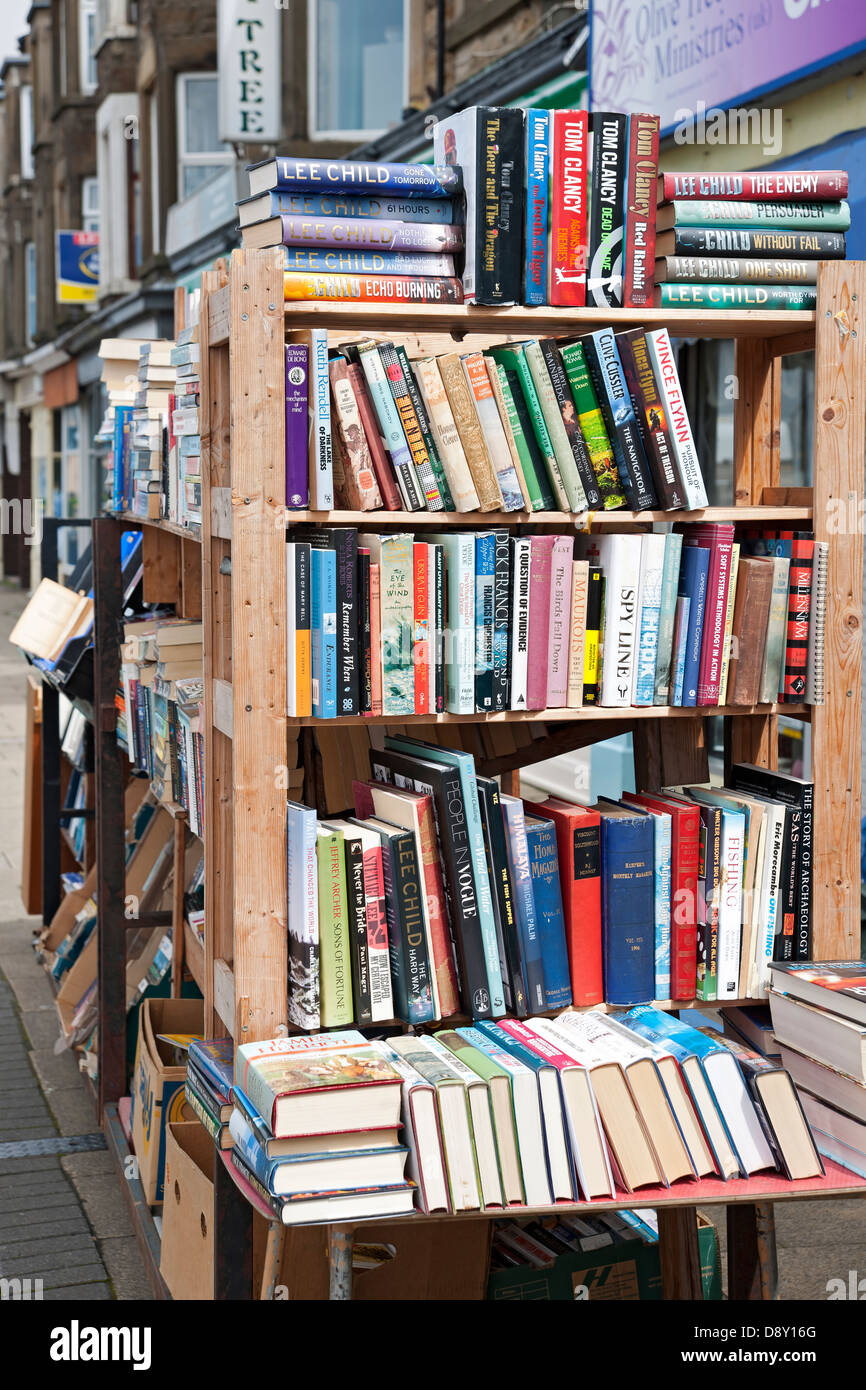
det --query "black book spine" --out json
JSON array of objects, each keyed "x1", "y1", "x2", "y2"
[
  {"x1": 665, "y1": 226, "x2": 846, "y2": 258},
  {"x1": 476, "y1": 777, "x2": 528, "y2": 1017},
  {"x1": 476, "y1": 107, "x2": 525, "y2": 306},
  {"x1": 538, "y1": 339, "x2": 602, "y2": 508},
  {"x1": 583, "y1": 566, "x2": 603, "y2": 706},
  {"x1": 368, "y1": 746, "x2": 492, "y2": 1019},
  {"x1": 581, "y1": 331, "x2": 657, "y2": 510},
  {"x1": 773, "y1": 806, "x2": 798, "y2": 963},
  {"x1": 587, "y1": 112, "x2": 627, "y2": 308},
  {"x1": 492, "y1": 529, "x2": 511, "y2": 711},
  {"x1": 391, "y1": 827, "x2": 435, "y2": 1021},
  {"x1": 796, "y1": 782, "x2": 813, "y2": 961},
  {"x1": 729, "y1": 765, "x2": 811, "y2": 963},
  {"x1": 357, "y1": 548, "x2": 372, "y2": 714},
  {"x1": 499, "y1": 362, "x2": 556, "y2": 510},
  {"x1": 433, "y1": 544, "x2": 446, "y2": 714},
  {"x1": 616, "y1": 329, "x2": 686, "y2": 510},
  {"x1": 343, "y1": 834, "x2": 372, "y2": 1025}
]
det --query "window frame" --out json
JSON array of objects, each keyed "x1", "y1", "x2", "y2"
[
  {"x1": 25, "y1": 241, "x2": 36, "y2": 345},
  {"x1": 175, "y1": 72, "x2": 233, "y2": 202},
  {"x1": 82, "y1": 175, "x2": 99, "y2": 234},
  {"x1": 307, "y1": 0, "x2": 409, "y2": 142},
  {"x1": 79, "y1": 0, "x2": 98, "y2": 96},
  {"x1": 19, "y1": 83, "x2": 33, "y2": 180}
]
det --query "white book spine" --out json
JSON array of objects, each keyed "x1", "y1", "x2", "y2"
[
  {"x1": 287, "y1": 803, "x2": 320, "y2": 1030},
  {"x1": 646, "y1": 328, "x2": 708, "y2": 509},
  {"x1": 750, "y1": 806, "x2": 785, "y2": 999},
  {"x1": 717, "y1": 811, "x2": 745, "y2": 999},
  {"x1": 632, "y1": 533, "x2": 666, "y2": 706},
  {"x1": 595, "y1": 535, "x2": 641, "y2": 707},
  {"x1": 805, "y1": 539, "x2": 828, "y2": 705},
  {"x1": 461, "y1": 355, "x2": 524, "y2": 511},
  {"x1": 717, "y1": 542, "x2": 740, "y2": 705},
  {"x1": 546, "y1": 536, "x2": 574, "y2": 708},
  {"x1": 308, "y1": 329, "x2": 334, "y2": 510},
  {"x1": 522, "y1": 341, "x2": 575, "y2": 511},
  {"x1": 510, "y1": 537, "x2": 532, "y2": 710}
]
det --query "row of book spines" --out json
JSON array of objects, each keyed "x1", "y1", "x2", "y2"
[
  {"x1": 290, "y1": 324, "x2": 708, "y2": 519},
  {"x1": 122, "y1": 675, "x2": 204, "y2": 834}
]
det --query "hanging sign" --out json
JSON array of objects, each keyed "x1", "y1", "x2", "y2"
[
  {"x1": 218, "y1": 0, "x2": 282, "y2": 143},
  {"x1": 56, "y1": 231, "x2": 99, "y2": 304}
]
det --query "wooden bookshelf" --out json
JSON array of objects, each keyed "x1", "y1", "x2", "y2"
[{"x1": 91, "y1": 250, "x2": 865, "y2": 1302}]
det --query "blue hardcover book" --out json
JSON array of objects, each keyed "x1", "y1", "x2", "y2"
[
  {"x1": 595, "y1": 804, "x2": 655, "y2": 1007},
  {"x1": 475, "y1": 532, "x2": 495, "y2": 712},
  {"x1": 499, "y1": 795, "x2": 546, "y2": 1013},
  {"x1": 231, "y1": 1086, "x2": 277, "y2": 1155},
  {"x1": 523, "y1": 109, "x2": 550, "y2": 307},
  {"x1": 237, "y1": 189, "x2": 456, "y2": 223},
  {"x1": 523, "y1": 815, "x2": 572, "y2": 1009},
  {"x1": 623, "y1": 794, "x2": 671, "y2": 999},
  {"x1": 188, "y1": 1039, "x2": 234, "y2": 1102},
  {"x1": 634, "y1": 533, "x2": 665, "y2": 706},
  {"x1": 112, "y1": 405, "x2": 134, "y2": 512},
  {"x1": 670, "y1": 594, "x2": 691, "y2": 705},
  {"x1": 310, "y1": 546, "x2": 337, "y2": 719},
  {"x1": 384, "y1": 735, "x2": 505, "y2": 1015},
  {"x1": 679, "y1": 544, "x2": 710, "y2": 708},
  {"x1": 249, "y1": 156, "x2": 462, "y2": 199},
  {"x1": 582, "y1": 329, "x2": 658, "y2": 510},
  {"x1": 622, "y1": 1007, "x2": 776, "y2": 1178}
]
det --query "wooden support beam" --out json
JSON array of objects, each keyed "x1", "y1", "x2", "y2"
[
  {"x1": 478, "y1": 720, "x2": 628, "y2": 778},
  {"x1": 633, "y1": 720, "x2": 709, "y2": 791},
  {"x1": 727, "y1": 1203, "x2": 779, "y2": 1301},
  {"x1": 141, "y1": 525, "x2": 180, "y2": 605},
  {"x1": 229, "y1": 249, "x2": 289, "y2": 1045},
  {"x1": 811, "y1": 260, "x2": 866, "y2": 956},
  {"x1": 657, "y1": 1207, "x2": 704, "y2": 1300}
]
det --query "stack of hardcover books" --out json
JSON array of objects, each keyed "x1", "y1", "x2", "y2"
[
  {"x1": 655, "y1": 169, "x2": 849, "y2": 310},
  {"x1": 168, "y1": 324, "x2": 202, "y2": 532},
  {"x1": 286, "y1": 325, "x2": 708, "y2": 515},
  {"x1": 284, "y1": 738, "x2": 817, "y2": 1031},
  {"x1": 185, "y1": 1037, "x2": 234, "y2": 1150},
  {"x1": 238, "y1": 157, "x2": 464, "y2": 305},
  {"x1": 130, "y1": 342, "x2": 175, "y2": 519},
  {"x1": 285, "y1": 520, "x2": 826, "y2": 718},
  {"x1": 769, "y1": 962, "x2": 866, "y2": 1179},
  {"x1": 228, "y1": 1032, "x2": 414, "y2": 1225}
]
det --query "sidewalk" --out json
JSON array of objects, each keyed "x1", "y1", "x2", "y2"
[{"x1": 0, "y1": 581, "x2": 152, "y2": 1301}]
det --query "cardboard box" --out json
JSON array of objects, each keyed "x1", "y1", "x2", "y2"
[
  {"x1": 160, "y1": 1122, "x2": 214, "y2": 1300},
  {"x1": 487, "y1": 1213, "x2": 721, "y2": 1300},
  {"x1": 41, "y1": 865, "x2": 97, "y2": 954},
  {"x1": 130, "y1": 998, "x2": 202, "y2": 1203},
  {"x1": 275, "y1": 1218, "x2": 491, "y2": 1300}
]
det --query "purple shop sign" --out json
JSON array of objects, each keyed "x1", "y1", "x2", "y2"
[{"x1": 589, "y1": 0, "x2": 866, "y2": 134}]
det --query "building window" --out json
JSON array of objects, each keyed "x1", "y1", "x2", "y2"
[
  {"x1": 148, "y1": 90, "x2": 160, "y2": 254},
  {"x1": 58, "y1": 2, "x2": 67, "y2": 97},
  {"x1": 80, "y1": 0, "x2": 98, "y2": 95},
  {"x1": 176, "y1": 73, "x2": 232, "y2": 199},
  {"x1": 82, "y1": 176, "x2": 99, "y2": 234},
  {"x1": 19, "y1": 83, "x2": 33, "y2": 180},
  {"x1": 309, "y1": 0, "x2": 407, "y2": 140},
  {"x1": 25, "y1": 242, "x2": 36, "y2": 344}
]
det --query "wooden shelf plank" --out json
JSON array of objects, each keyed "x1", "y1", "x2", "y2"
[
  {"x1": 279, "y1": 505, "x2": 812, "y2": 528},
  {"x1": 284, "y1": 703, "x2": 810, "y2": 727},
  {"x1": 119, "y1": 511, "x2": 202, "y2": 543},
  {"x1": 279, "y1": 300, "x2": 816, "y2": 341}
]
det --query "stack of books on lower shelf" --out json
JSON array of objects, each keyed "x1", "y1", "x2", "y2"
[
  {"x1": 769, "y1": 962, "x2": 866, "y2": 1179},
  {"x1": 217, "y1": 1012, "x2": 824, "y2": 1222},
  {"x1": 287, "y1": 735, "x2": 815, "y2": 1030},
  {"x1": 287, "y1": 522, "x2": 826, "y2": 717},
  {"x1": 185, "y1": 1037, "x2": 234, "y2": 1149},
  {"x1": 227, "y1": 1033, "x2": 415, "y2": 1225},
  {"x1": 130, "y1": 341, "x2": 176, "y2": 518},
  {"x1": 655, "y1": 168, "x2": 849, "y2": 311},
  {"x1": 169, "y1": 325, "x2": 202, "y2": 531},
  {"x1": 118, "y1": 616, "x2": 204, "y2": 833}
]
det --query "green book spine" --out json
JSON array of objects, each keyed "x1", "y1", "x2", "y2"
[
  {"x1": 317, "y1": 828, "x2": 354, "y2": 1027},
  {"x1": 490, "y1": 344, "x2": 566, "y2": 511},
  {"x1": 665, "y1": 198, "x2": 851, "y2": 230},
  {"x1": 184, "y1": 1083, "x2": 226, "y2": 1146},
  {"x1": 654, "y1": 532, "x2": 683, "y2": 705},
  {"x1": 380, "y1": 534, "x2": 416, "y2": 716},
  {"x1": 492, "y1": 362, "x2": 549, "y2": 511},
  {"x1": 558, "y1": 342, "x2": 627, "y2": 510},
  {"x1": 395, "y1": 345, "x2": 455, "y2": 510},
  {"x1": 657, "y1": 282, "x2": 817, "y2": 311},
  {"x1": 523, "y1": 340, "x2": 585, "y2": 512}
]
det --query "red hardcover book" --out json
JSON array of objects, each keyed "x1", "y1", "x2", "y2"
[
  {"x1": 369, "y1": 562, "x2": 382, "y2": 718},
  {"x1": 346, "y1": 361, "x2": 401, "y2": 510},
  {"x1": 627, "y1": 791, "x2": 699, "y2": 1000},
  {"x1": 658, "y1": 169, "x2": 848, "y2": 202},
  {"x1": 523, "y1": 798, "x2": 603, "y2": 1006},
  {"x1": 783, "y1": 536, "x2": 814, "y2": 702},
  {"x1": 526, "y1": 535, "x2": 556, "y2": 710},
  {"x1": 413, "y1": 542, "x2": 430, "y2": 715},
  {"x1": 682, "y1": 523, "x2": 735, "y2": 706},
  {"x1": 549, "y1": 109, "x2": 588, "y2": 307},
  {"x1": 623, "y1": 114, "x2": 659, "y2": 309}
]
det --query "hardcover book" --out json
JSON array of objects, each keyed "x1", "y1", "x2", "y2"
[
  {"x1": 524, "y1": 815, "x2": 573, "y2": 1010},
  {"x1": 247, "y1": 157, "x2": 462, "y2": 198},
  {"x1": 437, "y1": 353, "x2": 503, "y2": 511},
  {"x1": 328, "y1": 356, "x2": 381, "y2": 511},
  {"x1": 549, "y1": 108, "x2": 589, "y2": 307},
  {"x1": 285, "y1": 344, "x2": 309, "y2": 508},
  {"x1": 581, "y1": 329, "x2": 657, "y2": 510},
  {"x1": 316, "y1": 825, "x2": 354, "y2": 1027},
  {"x1": 287, "y1": 801, "x2": 319, "y2": 1030},
  {"x1": 655, "y1": 226, "x2": 846, "y2": 259},
  {"x1": 656, "y1": 198, "x2": 851, "y2": 231},
  {"x1": 524, "y1": 109, "x2": 551, "y2": 308},
  {"x1": 412, "y1": 356, "x2": 480, "y2": 512},
  {"x1": 623, "y1": 114, "x2": 659, "y2": 309},
  {"x1": 587, "y1": 111, "x2": 627, "y2": 307},
  {"x1": 595, "y1": 803, "x2": 655, "y2": 1007}
]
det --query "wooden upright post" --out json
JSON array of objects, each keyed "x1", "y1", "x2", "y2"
[
  {"x1": 228, "y1": 249, "x2": 289, "y2": 1045},
  {"x1": 811, "y1": 260, "x2": 866, "y2": 957}
]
